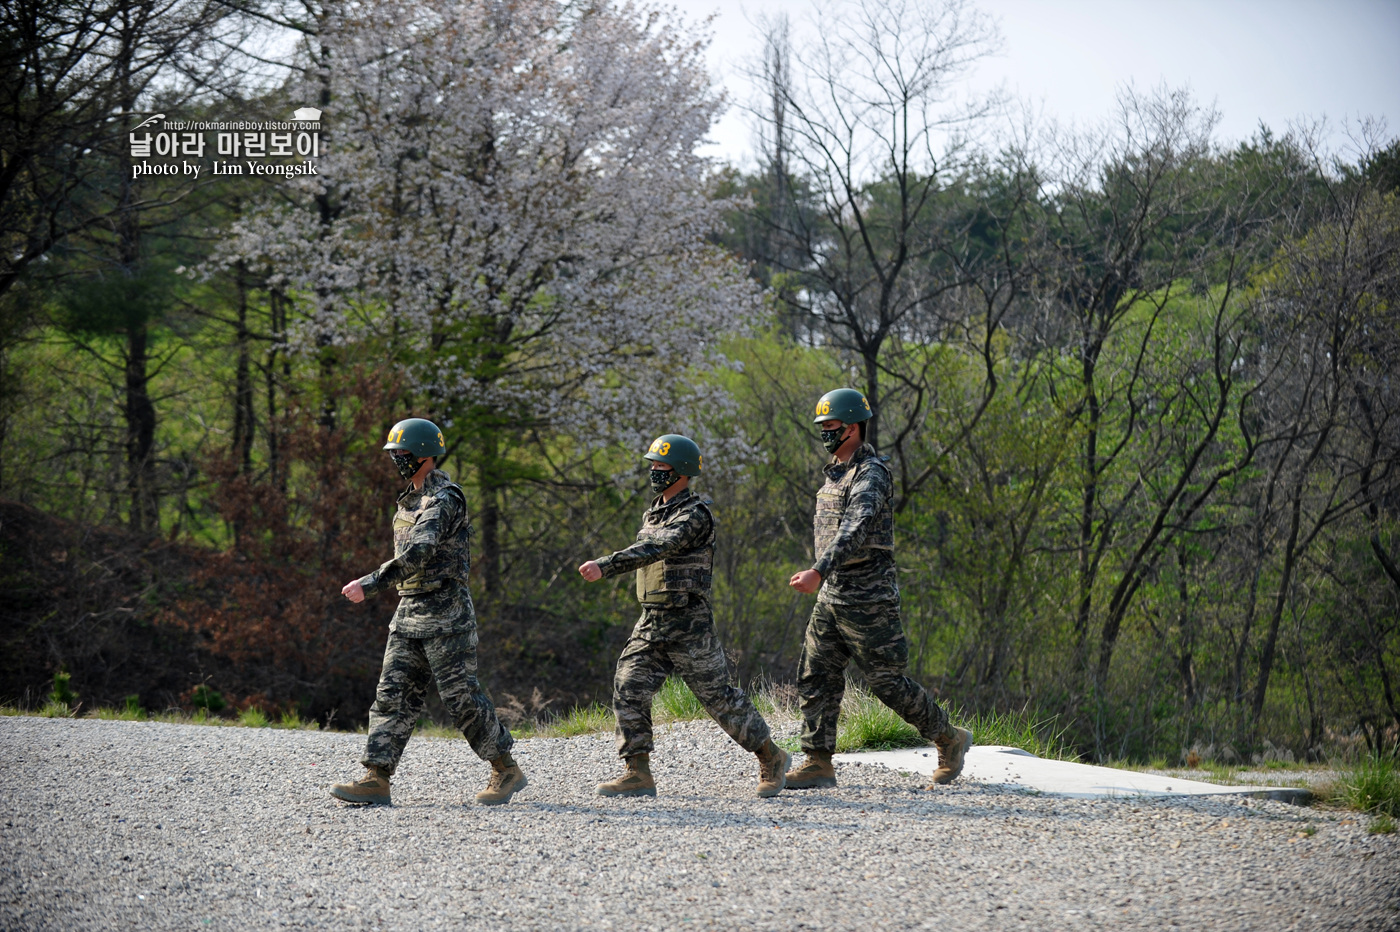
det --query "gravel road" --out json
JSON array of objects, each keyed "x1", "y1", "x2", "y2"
[{"x1": 1, "y1": 715, "x2": 1395, "y2": 931}]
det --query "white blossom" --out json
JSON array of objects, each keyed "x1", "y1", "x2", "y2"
[{"x1": 212, "y1": 0, "x2": 760, "y2": 474}]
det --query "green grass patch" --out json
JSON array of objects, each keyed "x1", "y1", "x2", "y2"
[
  {"x1": 1370, "y1": 814, "x2": 1396, "y2": 834},
  {"x1": 1342, "y1": 752, "x2": 1400, "y2": 818},
  {"x1": 653, "y1": 676, "x2": 705, "y2": 722},
  {"x1": 945, "y1": 704, "x2": 1079, "y2": 761},
  {"x1": 834, "y1": 687, "x2": 924, "y2": 752},
  {"x1": 93, "y1": 696, "x2": 147, "y2": 721},
  {"x1": 538, "y1": 702, "x2": 614, "y2": 738},
  {"x1": 413, "y1": 718, "x2": 461, "y2": 739},
  {"x1": 238, "y1": 706, "x2": 269, "y2": 728},
  {"x1": 277, "y1": 709, "x2": 309, "y2": 729},
  {"x1": 39, "y1": 700, "x2": 75, "y2": 718},
  {"x1": 773, "y1": 686, "x2": 1080, "y2": 758}
]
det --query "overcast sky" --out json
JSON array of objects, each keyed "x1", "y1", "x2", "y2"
[{"x1": 694, "y1": 0, "x2": 1400, "y2": 168}]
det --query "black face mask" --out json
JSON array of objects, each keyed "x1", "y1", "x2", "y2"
[
  {"x1": 820, "y1": 426, "x2": 851, "y2": 454},
  {"x1": 391, "y1": 451, "x2": 424, "y2": 481},
  {"x1": 649, "y1": 468, "x2": 680, "y2": 494}
]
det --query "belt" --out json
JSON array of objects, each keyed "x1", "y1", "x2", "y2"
[{"x1": 396, "y1": 578, "x2": 448, "y2": 595}]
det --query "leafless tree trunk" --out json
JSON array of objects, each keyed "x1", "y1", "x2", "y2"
[{"x1": 750, "y1": 0, "x2": 1001, "y2": 459}]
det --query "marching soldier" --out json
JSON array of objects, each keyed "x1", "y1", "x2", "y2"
[
  {"x1": 578, "y1": 434, "x2": 789, "y2": 798},
  {"x1": 331, "y1": 418, "x2": 526, "y2": 806},
  {"x1": 786, "y1": 390, "x2": 972, "y2": 789}
]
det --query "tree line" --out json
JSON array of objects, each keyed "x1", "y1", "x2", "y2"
[{"x1": 2, "y1": 0, "x2": 1397, "y2": 761}]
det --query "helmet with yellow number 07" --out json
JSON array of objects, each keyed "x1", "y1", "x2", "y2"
[{"x1": 643, "y1": 434, "x2": 702, "y2": 476}]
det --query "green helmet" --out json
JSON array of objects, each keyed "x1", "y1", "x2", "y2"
[
  {"x1": 383, "y1": 417, "x2": 446, "y2": 458},
  {"x1": 812, "y1": 388, "x2": 872, "y2": 424},
  {"x1": 644, "y1": 434, "x2": 702, "y2": 476}
]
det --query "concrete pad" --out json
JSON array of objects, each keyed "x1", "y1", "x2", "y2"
[{"x1": 834, "y1": 745, "x2": 1312, "y2": 804}]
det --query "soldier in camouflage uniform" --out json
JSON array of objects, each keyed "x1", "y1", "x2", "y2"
[
  {"x1": 786, "y1": 390, "x2": 973, "y2": 790},
  {"x1": 578, "y1": 434, "x2": 790, "y2": 799},
  {"x1": 330, "y1": 417, "x2": 525, "y2": 807}
]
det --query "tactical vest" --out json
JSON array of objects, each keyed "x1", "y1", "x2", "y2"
[
  {"x1": 393, "y1": 474, "x2": 471, "y2": 595},
  {"x1": 635, "y1": 497, "x2": 715, "y2": 605},
  {"x1": 813, "y1": 453, "x2": 894, "y2": 566}
]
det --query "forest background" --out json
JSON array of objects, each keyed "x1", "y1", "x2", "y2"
[{"x1": 3, "y1": 0, "x2": 1398, "y2": 764}]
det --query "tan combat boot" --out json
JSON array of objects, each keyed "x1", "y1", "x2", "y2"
[
  {"x1": 784, "y1": 750, "x2": 836, "y2": 789},
  {"x1": 595, "y1": 753, "x2": 656, "y2": 798},
  {"x1": 755, "y1": 740, "x2": 791, "y2": 798},
  {"x1": 329, "y1": 764, "x2": 392, "y2": 805},
  {"x1": 476, "y1": 753, "x2": 528, "y2": 805},
  {"x1": 926, "y1": 725, "x2": 973, "y2": 787}
]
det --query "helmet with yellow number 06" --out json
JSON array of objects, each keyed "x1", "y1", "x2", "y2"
[
  {"x1": 643, "y1": 434, "x2": 702, "y2": 476},
  {"x1": 811, "y1": 388, "x2": 872, "y2": 425}
]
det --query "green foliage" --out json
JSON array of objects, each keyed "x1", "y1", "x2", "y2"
[
  {"x1": 39, "y1": 700, "x2": 73, "y2": 718},
  {"x1": 1370, "y1": 814, "x2": 1396, "y2": 835},
  {"x1": 278, "y1": 709, "x2": 306, "y2": 730},
  {"x1": 190, "y1": 685, "x2": 225, "y2": 713},
  {"x1": 49, "y1": 670, "x2": 76, "y2": 707},
  {"x1": 652, "y1": 676, "x2": 705, "y2": 722},
  {"x1": 55, "y1": 265, "x2": 174, "y2": 338}
]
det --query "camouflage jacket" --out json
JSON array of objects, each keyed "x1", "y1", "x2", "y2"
[
  {"x1": 596, "y1": 488, "x2": 715, "y2": 609},
  {"x1": 811, "y1": 444, "x2": 899, "y2": 605},
  {"x1": 359, "y1": 469, "x2": 471, "y2": 600}
]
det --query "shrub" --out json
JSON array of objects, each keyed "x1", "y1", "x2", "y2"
[
  {"x1": 190, "y1": 685, "x2": 225, "y2": 713},
  {"x1": 49, "y1": 670, "x2": 77, "y2": 708}
]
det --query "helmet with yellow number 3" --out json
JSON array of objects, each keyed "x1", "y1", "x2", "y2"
[{"x1": 644, "y1": 434, "x2": 702, "y2": 476}]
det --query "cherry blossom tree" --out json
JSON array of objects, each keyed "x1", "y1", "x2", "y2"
[{"x1": 212, "y1": 0, "x2": 759, "y2": 590}]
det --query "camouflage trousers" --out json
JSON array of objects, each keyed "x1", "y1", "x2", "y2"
[
  {"x1": 613, "y1": 601, "x2": 771, "y2": 758},
  {"x1": 362, "y1": 630, "x2": 513, "y2": 774},
  {"x1": 797, "y1": 598, "x2": 949, "y2": 754}
]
